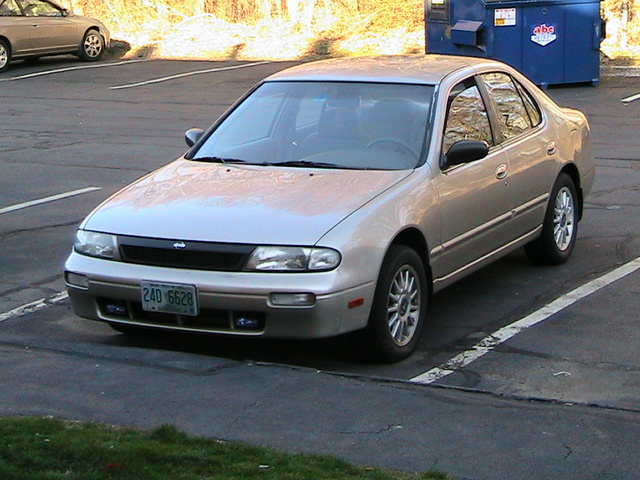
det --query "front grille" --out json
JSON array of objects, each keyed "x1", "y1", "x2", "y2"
[{"x1": 118, "y1": 235, "x2": 254, "y2": 271}]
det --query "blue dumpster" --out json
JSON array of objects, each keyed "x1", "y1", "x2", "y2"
[{"x1": 425, "y1": 0, "x2": 605, "y2": 87}]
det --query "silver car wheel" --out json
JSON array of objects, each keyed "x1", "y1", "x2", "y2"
[
  {"x1": 84, "y1": 34, "x2": 102, "y2": 57},
  {"x1": 0, "y1": 40, "x2": 9, "y2": 73},
  {"x1": 525, "y1": 172, "x2": 579, "y2": 265},
  {"x1": 357, "y1": 245, "x2": 428, "y2": 363},
  {"x1": 387, "y1": 264, "x2": 421, "y2": 347},
  {"x1": 553, "y1": 186, "x2": 575, "y2": 252},
  {"x1": 79, "y1": 31, "x2": 104, "y2": 61}
]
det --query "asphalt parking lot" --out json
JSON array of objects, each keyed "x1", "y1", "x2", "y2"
[{"x1": 1, "y1": 56, "x2": 639, "y2": 479}]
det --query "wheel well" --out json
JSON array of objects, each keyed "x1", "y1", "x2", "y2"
[
  {"x1": 84, "y1": 27, "x2": 101, "y2": 38},
  {"x1": 80, "y1": 27, "x2": 101, "y2": 44},
  {"x1": 390, "y1": 228, "x2": 433, "y2": 294},
  {"x1": 560, "y1": 163, "x2": 583, "y2": 220}
]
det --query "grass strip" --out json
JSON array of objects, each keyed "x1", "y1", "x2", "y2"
[{"x1": 0, "y1": 416, "x2": 451, "y2": 480}]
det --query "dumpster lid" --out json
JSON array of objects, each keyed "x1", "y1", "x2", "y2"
[{"x1": 452, "y1": 20, "x2": 483, "y2": 32}]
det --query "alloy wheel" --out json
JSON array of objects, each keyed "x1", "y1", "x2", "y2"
[
  {"x1": 83, "y1": 33, "x2": 103, "y2": 58},
  {"x1": 553, "y1": 186, "x2": 575, "y2": 252},
  {"x1": 387, "y1": 264, "x2": 421, "y2": 347},
  {"x1": 0, "y1": 44, "x2": 8, "y2": 71}
]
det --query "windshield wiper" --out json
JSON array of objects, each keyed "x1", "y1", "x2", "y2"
[
  {"x1": 192, "y1": 158, "x2": 342, "y2": 169},
  {"x1": 274, "y1": 160, "x2": 342, "y2": 169},
  {"x1": 191, "y1": 156, "x2": 248, "y2": 164}
]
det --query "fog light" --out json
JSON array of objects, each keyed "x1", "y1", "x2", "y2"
[
  {"x1": 234, "y1": 316, "x2": 262, "y2": 330},
  {"x1": 105, "y1": 303, "x2": 127, "y2": 317},
  {"x1": 65, "y1": 272, "x2": 89, "y2": 289},
  {"x1": 269, "y1": 293, "x2": 316, "y2": 307}
]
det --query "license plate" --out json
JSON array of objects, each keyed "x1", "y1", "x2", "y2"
[{"x1": 141, "y1": 282, "x2": 198, "y2": 316}]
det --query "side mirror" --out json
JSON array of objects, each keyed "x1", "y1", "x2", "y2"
[
  {"x1": 445, "y1": 140, "x2": 489, "y2": 167},
  {"x1": 185, "y1": 128, "x2": 205, "y2": 148}
]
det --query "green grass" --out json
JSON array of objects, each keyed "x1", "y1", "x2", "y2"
[{"x1": 0, "y1": 417, "x2": 452, "y2": 480}]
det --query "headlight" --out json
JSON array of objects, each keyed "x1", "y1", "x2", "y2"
[
  {"x1": 245, "y1": 246, "x2": 341, "y2": 272},
  {"x1": 74, "y1": 230, "x2": 118, "y2": 259}
]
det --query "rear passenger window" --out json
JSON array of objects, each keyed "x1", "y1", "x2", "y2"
[
  {"x1": 516, "y1": 81, "x2": 542, "y2": 127},
  {"x1": 480, "y1": 72, "x2": 536, "y2": 141}
]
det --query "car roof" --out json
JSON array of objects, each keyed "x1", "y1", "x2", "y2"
[{"x1": 265, "y1": 54, "x2": 504, "y2": 85}]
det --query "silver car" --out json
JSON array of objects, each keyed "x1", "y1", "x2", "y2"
[
  {"x1": 64, "y1": 55, "x2": 595, "y2": 362},
  {"x1": 0, "y1": 0, "x2": 109, "y2": 73}
]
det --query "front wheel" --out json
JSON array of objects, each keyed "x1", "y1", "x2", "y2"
[
  {"x1": 525, "y1": 172, "x2": 579, "y2": 265},
  {"x1": 79, "y1": 30, "x2": 105, "y2": 61},
  {"x1": 357, "y1": 245, "x2": 428, "y2": 363},
  {"x1": 0, "y1": 39, "x2": 11, "y2": 73}
]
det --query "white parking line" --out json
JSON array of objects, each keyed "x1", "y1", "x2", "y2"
[
  {"x1": 622, "y1": 92, "x2": 640, "y2": 103},
  {"x1": 0, "y1": 187, "x2": 101, "y2": 215},
  {"x1": 411, "y1": 256, "x2": 640, "y2": 385},
  {"x1": 0, "y1": 59, "x2": 149, "y2": 82},
  {"x1": 0, "y1": 291, "x2": 68, "y2": 323},
  {"x1": 109, "y1": 61, "x2": 272, "y2": 90}
]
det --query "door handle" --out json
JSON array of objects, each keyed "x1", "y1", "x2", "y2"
[{"x1": 495, "y1": 163, "x2": 508, "y2": 180}]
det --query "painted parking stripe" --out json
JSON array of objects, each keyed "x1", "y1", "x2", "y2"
[
  {"x1": 622, "y1": 92, "x2": 640, "y2": 103},
  {"x1": 109, "y1": 61, "x2": 272, "y2": 90},
  {"x1": 411, "y1": 256, "x2": 640, "y2": 385},
  {"x1": 0, "y1": 292, "x2": 68, "y2": 323},
  {"x1": 0, "y1": 59, "x2": 149, "y2": 82},
  {"x1": 0, "y1": 187, "x2": 101, "y2": 215}
]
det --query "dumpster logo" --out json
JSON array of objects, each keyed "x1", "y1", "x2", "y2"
[{"x1": 531, "y1": 23, "x2": 557, "y2": 47}]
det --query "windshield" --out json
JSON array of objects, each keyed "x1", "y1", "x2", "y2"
[{"x1": 190, "y1": 81, "x2": 435, "y2": 170}]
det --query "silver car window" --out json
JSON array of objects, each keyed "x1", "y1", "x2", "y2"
[
  {"x1": 480, "y1": 72, "x2": 534, "y2": 140},
  {"x1": 443, "y1": 80, "x2": 494, "y2": 153},
  {"x1": 19, "y1": 0, "x2": 61, "y2": 17},
  {"x1": 0, "y1": 0, "x2": 20, "y2": 15},
  {"x1": 191, "y1": 81, "x2": 434, "y2": 171},
  {"x1": 515, "y1": 80, "x2": 542, "y2": 127}
]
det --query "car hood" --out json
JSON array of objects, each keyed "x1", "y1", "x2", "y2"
[{"x1": 82, "y1": 159, "x2": 412, "y2": 245}]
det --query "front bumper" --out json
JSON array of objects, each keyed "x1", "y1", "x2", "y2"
[{"x1": 64, "y1": 252, "x2": 374, "y2": 339}]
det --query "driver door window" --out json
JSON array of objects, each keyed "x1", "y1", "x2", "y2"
[
  {"x1": 442, "y1": 80, "x2": 493, "y2": 154},
  {"x1": 20, "y1": 0, "x2": 61, "y2": 16},
  {"x1": 0, "y1": 0, "x2": 20, "y2": 16}
]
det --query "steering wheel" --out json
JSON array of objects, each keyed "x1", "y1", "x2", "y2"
[{"x1": 366, "y1": 138, "x2": 419, "y2": 159}]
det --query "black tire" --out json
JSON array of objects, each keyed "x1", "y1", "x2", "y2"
[
  {"x1": 525, "y1": 172, "x2": 579, "y2": 265},
  {"x1": 0, "y1": 39, "x2": 11, "y2": 73},
  {"x1": 358, "y1": 245, "x2": 428, "y2": 363},
  {"x1": 78, "y1": 29, "x2": 105, "y2": 61}
]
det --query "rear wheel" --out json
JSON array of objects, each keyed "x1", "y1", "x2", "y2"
[
  {"x1": 358, "y1": 245, "x2": 428, "y2": 363},
  {"x1": 525, "y1": 172, "x2": 578, "y2": 265},
  {"x1": 0, "y1": 39, "x2": 10, "y2": 73},
  {"x1": 79, "y1": 30, "x2": 105, "y2": 61}
]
